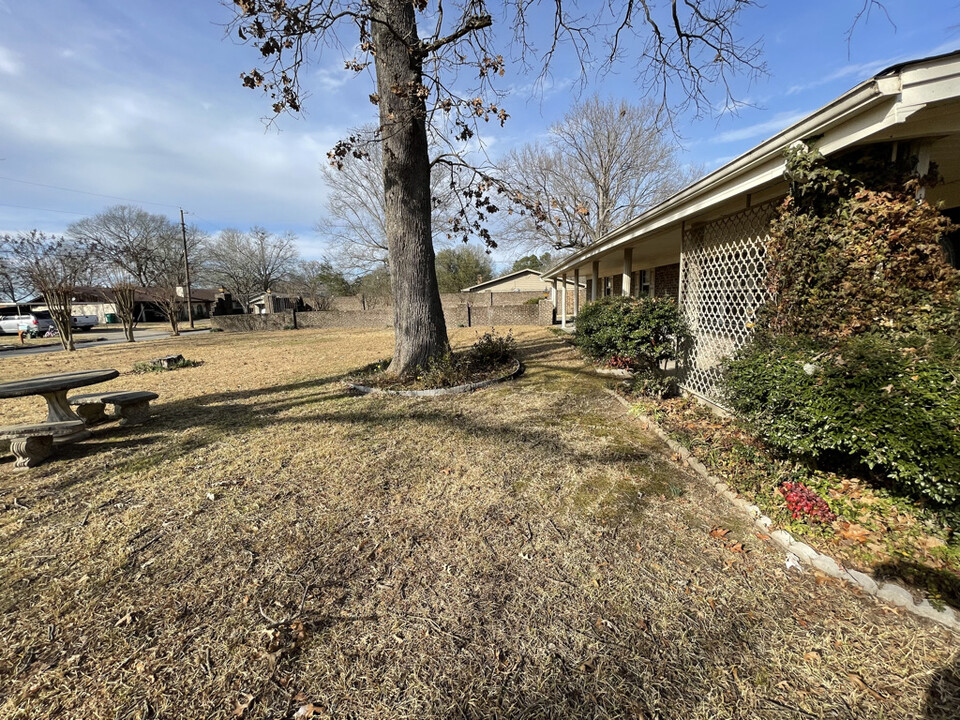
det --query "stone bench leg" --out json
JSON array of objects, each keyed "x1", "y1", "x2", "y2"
[
  {"x1": 75, "y1": 402, "x2": 108, "y2": 426},
  {"x1": 10, "y1": 435, "x2": 53, "y2": 470},
  {"x1": 116, "y1": 401, "x2": 152, "y2": 426}
]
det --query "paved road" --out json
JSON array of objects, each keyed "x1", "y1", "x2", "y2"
[{"x1": 0, "y1": 327, "x2": 210, "y2": 357}]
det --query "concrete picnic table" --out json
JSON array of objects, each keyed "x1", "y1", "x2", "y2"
[{"x1": 0, "y1": 369, "x2": 119, "y2": 443}]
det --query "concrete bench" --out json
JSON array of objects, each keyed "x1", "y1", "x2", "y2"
[
  {"x1": 0, "y1": 420, "x2": 86, "y2": 469},
  {"x1": 69, "y1": 391, "x2": 159, "y2": 427}
]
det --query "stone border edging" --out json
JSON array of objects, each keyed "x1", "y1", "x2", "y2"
[
  {"x1": 347, "y1": 359, "x2": 523, "y2": 397},
  {"x1": 604, "y1": 388, "x2": 960, "y2": 634}
]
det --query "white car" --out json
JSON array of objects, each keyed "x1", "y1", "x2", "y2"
[{"x1": 0, "y1": 311, "x2": 55, "y2": 336}]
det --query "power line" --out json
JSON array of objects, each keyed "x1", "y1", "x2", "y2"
[
  {"x1": 0, "y1": 175, "x2": 181, "y2": 210},
  {"x1": 0, "y1": 202, "x2": 87, "y2": 216}
]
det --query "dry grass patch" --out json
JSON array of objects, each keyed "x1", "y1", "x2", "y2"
[{"x1": 0, "y1": 327, "x2": 957, "y2": 719}]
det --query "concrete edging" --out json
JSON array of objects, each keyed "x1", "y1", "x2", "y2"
[
  {"x1": 347, "y1": 359, "x2": 523, "y2": 397},
  {"x1": 605, "y1": 388, "x2": 960, "y2": 634}
]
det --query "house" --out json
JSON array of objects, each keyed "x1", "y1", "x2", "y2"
[
  {"x1": 542, "y1": 49, "x2": 960, "y2": 405},
  {"x1": 460, "y1": 268, "x2": 553, "y2": 293},
  {"x1": 248, "y1": 291, "x2": 325, "y2": 314},
  {"x1": 68, "y1": 286, "x2": 214, "y2": 323}
]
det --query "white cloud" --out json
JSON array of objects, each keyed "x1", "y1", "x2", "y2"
[{"x1": 0, "y1": 45, "x2": 20, "y2": 75}]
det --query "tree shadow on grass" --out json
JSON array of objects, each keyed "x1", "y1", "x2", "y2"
[
  {"x1": 873, "y1": 560, "x2": 960, "y2": 613},
  {"x1": 926, "y1": 653, "x2": 960, "y2": 720}
]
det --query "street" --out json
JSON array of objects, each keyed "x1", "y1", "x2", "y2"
[{"x1": 0, "y1": 326, "x2": 210, "y2": 357}]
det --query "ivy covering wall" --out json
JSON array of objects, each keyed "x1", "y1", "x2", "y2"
[{"x1": 723, "y1": 146, "x2": 960, "y2": 508}]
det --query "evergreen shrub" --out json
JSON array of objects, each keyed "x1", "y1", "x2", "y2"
[{"x1": 575, "y1": 295, "x2": 690, "y2": 397}]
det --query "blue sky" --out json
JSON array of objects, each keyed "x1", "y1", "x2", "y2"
[{"x1": 0, "y1": 1, "x2": 958, "y2": 266}]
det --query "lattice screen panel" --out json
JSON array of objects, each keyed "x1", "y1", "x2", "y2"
[{"x1": 679, "y1": 203, "x2": 777, "y2": 405}]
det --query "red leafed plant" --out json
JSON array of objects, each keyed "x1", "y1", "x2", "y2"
[
  {"x1": 779, "y1": 482, "x2": 837, "y2": 524},
  {"x1": 605, "y1": 355, "x2": 635, "y2": 370}
]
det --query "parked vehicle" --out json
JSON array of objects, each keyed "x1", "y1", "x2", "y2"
[
  {"x1": 0, "y1": 311, "x2": 55, "y2": 336},
  {"x1": 70, "y1": 314, "x2": 98, "y2": 332}
]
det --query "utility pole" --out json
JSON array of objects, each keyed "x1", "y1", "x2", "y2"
[{"x1": 180, "y1": 208, "x2": 195, "y2": 329}]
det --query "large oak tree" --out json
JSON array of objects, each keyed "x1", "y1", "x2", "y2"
[{"x1": 228, "y1": 0, "x2": 763, "y2": 375}]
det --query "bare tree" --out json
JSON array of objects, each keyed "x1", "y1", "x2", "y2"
[
  {"x1": 500, "y1": 97, "x2": 698, "y2": 251},
  {"x1": 280, "y1": 259, "x2": 334, "y2": 310},
  {"x1": 67, "y1": 205, "x2": 206, "y2": 341},
  {"x1": 318, "y1": 125, "x2": 461, "y2": 274},
  {"x1": 229, "y1": 0, "x2": 764, "y2": 375},
  {"x1": 0, "y1": 257, "x2": 31, "y2": 312},
  {"x1": 1, "y1": 232, "x2": 93, "y2": 351},
  {"x1": 207, "y1": 227, "x2": 299, "y2": 311}
]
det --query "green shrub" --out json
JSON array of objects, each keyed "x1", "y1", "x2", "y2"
[
  {"x1": 575, "y1": 295, "x2": 690, "y2": 374},
  {"x1": 468, "y1": 329, "x2": 516, "y2": 370},
  {"x1": 628, "y1": 368, "x2": 679, "y2": 400},
  {"x1": 723, "y1": 333, "x2": 960, "y2": 506}
]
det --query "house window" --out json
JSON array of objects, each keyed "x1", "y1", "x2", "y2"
[{"x1": 636, "y1": 269, "x2": 652, "y2": 297}]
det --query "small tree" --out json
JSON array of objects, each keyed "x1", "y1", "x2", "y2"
[
  {"x1": 1, "y1": 232, "x2": 93, "y2": 351},
  {"x1": 435, "y1": 245, "x2": 493, "y2": 293},
  {"x1": 102, "y1": 277, "x2": 138, "y2": 342},
  {"x1": 282, "y1": 259, "x2": 351, "y2": 310},
  {"x1": 511, "y1": 253, "x2": 552, "y2": 272}
]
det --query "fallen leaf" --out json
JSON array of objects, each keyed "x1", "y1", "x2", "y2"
[
  {"x1": 709, "y1": 527, "x2": 731, "y2": 540},
  {"x1": 837, "y1": 522, "x2": 871, "y2": 544},
  {"x1": 727, "y1": 542, "x2": 744, "y2": 554},
  {"x1": 294, "y1": 703, "x2": 322, "y2": 718},
  {"x1": 848, "y1": 672, "x2": 885, "y2": 700},
  {"x1": 755, "y1": 532, "x2": 771, "y2": 540},
  {"x1": 233, "y1": 694, "x2": 254, "y2": 717},
  {"x1": 804, "y1": 651, "x2": 821, "y2": 664}
]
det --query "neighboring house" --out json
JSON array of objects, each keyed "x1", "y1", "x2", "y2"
[
  {"x1": 68, "y1": 286, "x2": 213, "y2": 323},
  {"x1": 542, "y1": 49, "x2": 960, "y2": 405},
  {"x1": 461, "y1": 269, "x2": 552, "y2": 293},
  {"x1": 248, "y1": 291, "x2": 324, "y2": 314}
]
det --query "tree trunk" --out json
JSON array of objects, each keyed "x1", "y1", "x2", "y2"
[
  {"x1": 47, "y1": 290, "x2": 75, "y2": 352},
  {"x1": 112, "y1": 286, "x2": 137, "y2": 342},
  {"x1": 372, "y1": 1, "x2": 449, "y2": 376}
]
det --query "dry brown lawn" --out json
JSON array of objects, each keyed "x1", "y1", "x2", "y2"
[{"x1": 0, "y1": 327, "x2": 957, "y2": 720}]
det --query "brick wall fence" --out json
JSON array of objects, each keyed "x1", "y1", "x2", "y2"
[{"x1": 211, "y1": 292, "x2": 556, "y2": 332}]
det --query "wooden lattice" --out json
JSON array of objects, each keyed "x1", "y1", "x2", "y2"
[{"x1": 679, "y1": 202, "x2": 778, "y2": 404}]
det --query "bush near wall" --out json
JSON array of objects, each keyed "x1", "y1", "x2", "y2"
[
  {"x1": 723, "y1": 147, "x2": 960, "y2": 509},
  {"x1": 725, "y1": 332, "x2": 960, "y2": 507},
  {"x1": 576, "y1": 296, "x2": 689, "y2": 369}
]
